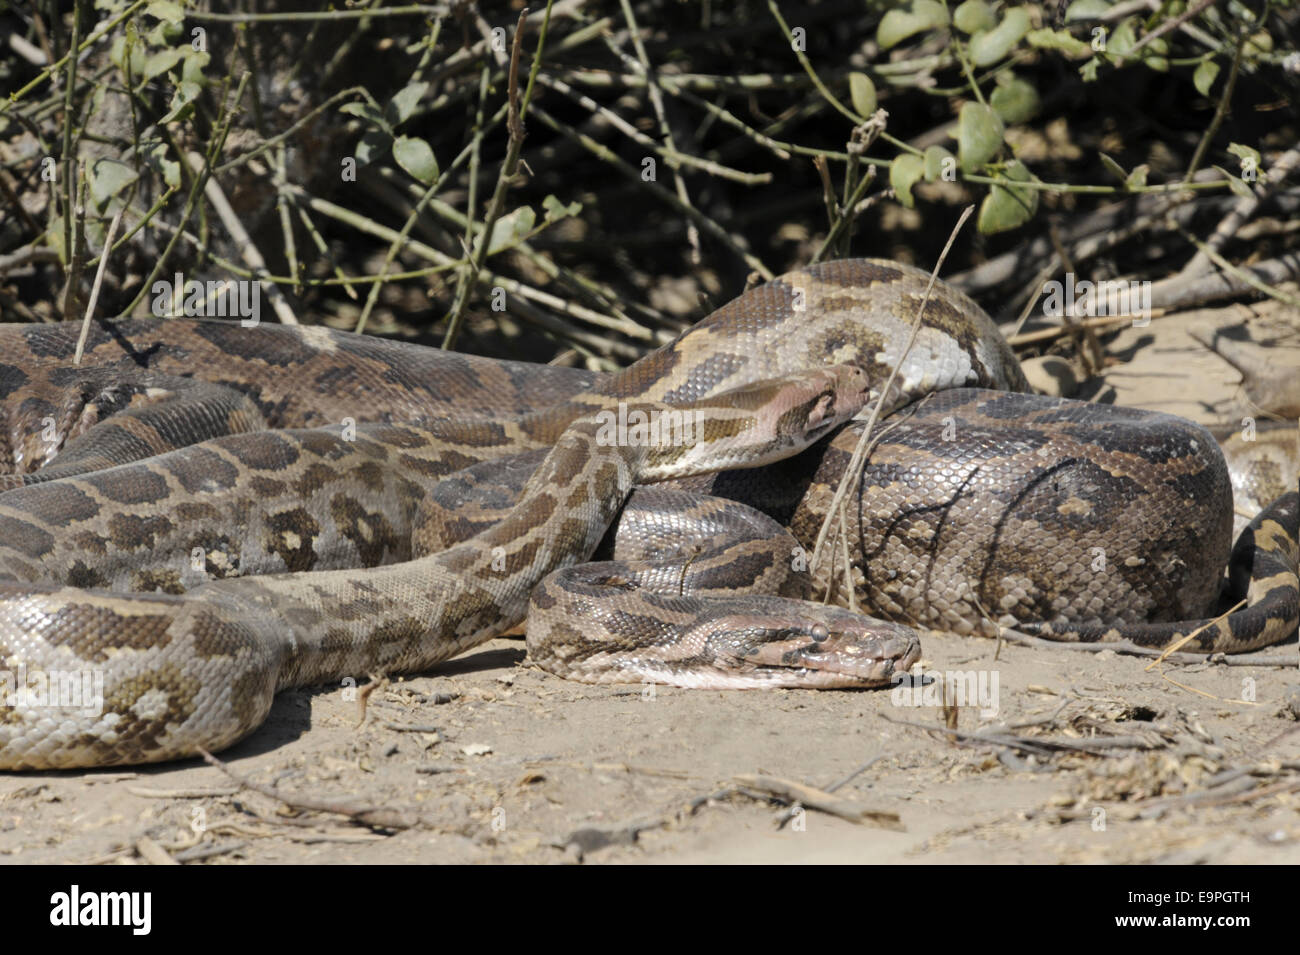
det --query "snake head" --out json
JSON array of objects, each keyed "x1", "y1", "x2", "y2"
[{"x1": 690, "y1": 601, "x2": 922, "y2": 689}]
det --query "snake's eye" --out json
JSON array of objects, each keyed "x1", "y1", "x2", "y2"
[{"x1": 810, "y1": 624, "x2": 829, "y2": 642}]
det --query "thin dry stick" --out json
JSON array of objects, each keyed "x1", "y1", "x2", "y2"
[
  {"x1": 198, "y1": 748, "x2": 422, "y2": 830},
  {"x1": 1113, "y1": 0, "x2": 1216, "y2": 60},
  {"x1": 355, "y1": 71, "x2": 497, "y2": 335},
  {"x1": 1179, "y1": 143, "x2": 1300, "y2": 278},
  {"x1": 812, "y1": 406, "x2": 916, "y2": 605},
  {"x1": 58, "y1": 2, "x2": 83, "y2": 299},
  {"x1": 838, "y1": 507, "x2": 856, "y2": 612},
  {"x1": 1044, "y1": 223, "x2": 1104, "y2": 375},
  {"x1": 411, "y1": 187, "x2": 659, "y2": 334},
  {"x1": 535, "y1": 74, "x2": 770, "y2": 184},
  {"x1": 61, "y1": 178, "x2": 88, "y2": 323},
  {"x1": 278, "y1": 185, "x2": 638, "y2": 337},
  {"x1": 72, "y1": 205, "x2": 124, "y2": 366},
  {"x1": 293, "y1": 204, "x2": 359, "y2": 300},
  {"x1": 273, "y1": 145, "x2": 300, "y2": 295},
  {"x1": 1158, "y1": 671, "x2": 1264, "y2": 705},
  {"x1": 617, "y1": 0, "x2": 701, "y2": 262},
  {"x1": 813, "y1": 154, "x2": 837, "y2": 226},
  {"x1": 809, "y1": 206, "x2": 975, "y2": 578},
  {"x1": 443, "y1": 5, "x2": 548, "y2": 349},
  {"x1": 529, "y1": 102, "x2": 772, "y2": 279},
  {"x1": 192, "y1": 150, "x2": 299, "y2": 325},
  {"x1": 766, "y1": 0, "x2": 859, "y2": 126},
  {"x1": 1184, "y1": 26, "x2": 1246, "y2": 185},
  {"x1": 121, "y1": 73, "x2": 250, "y2": 317},
  {"x1": 731, "y1": 773, "x2": 903, "y2": 829},
  {"x1": 4, "y1": 0, "x2": 149, "y2": 109},
  {"x1": 1008, "y1": 310, "x2": 1164, "y2": 346},
  {"x1": 186, "y1": 4, "x2": 456, "y2": 23},
  {"x1": 811, "y1": 116, "x2": 886, "y2": 264},
  {"x1": 670, "y1": 84, "x2": 849, "y2": 163},
  {"x1": 1146, "y1": 251, "x2": 1300, "y2": 311},
  {"x1": 214, "y1": 86, "x2": 371, "y2": 175},
  {"x1": 1003, "y1": 255, "x2": 1061, "y2": 341},
  {"x1": 995, "y1": 627, "x2": 1297, "y2": 667},
  {"x1": 1144, "y1": 599, "x2": 1247, "y2": 667},
  {"x1": 1177, "y1": 231, "x2": 1300, "y2": 309}
]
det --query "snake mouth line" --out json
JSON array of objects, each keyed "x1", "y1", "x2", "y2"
[
  {"x1": 543, "y1": 621, "x2": 923, "y2": 690},
  {"x1": 629, "y1": 656, "x2": 920, "y2": 690},
  {"x1": 745, "y1": 631, "x2": 923, "y2": 689},
  {"x1": 588, "y1": 627, "x2": 924, "y2": 691}
]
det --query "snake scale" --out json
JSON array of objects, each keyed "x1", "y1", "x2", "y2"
[{"x1": 0, "y1": 259, "x2": 1296, "y2": 769}]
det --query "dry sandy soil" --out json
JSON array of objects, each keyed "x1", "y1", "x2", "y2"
[{"x1": 1, "y1": 299, "x2": 1297, "y2": 865}]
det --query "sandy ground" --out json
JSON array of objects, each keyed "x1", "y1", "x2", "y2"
[{"x1": 1, "y1": 300, "x2": 1297, "y2": 865}]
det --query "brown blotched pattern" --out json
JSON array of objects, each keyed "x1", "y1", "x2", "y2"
[
  {"x1": 784, "y1": 391, "x2": 1247, "y2": 641},
  {"x1": 0, "y1": 259, "x2": 1293, "y2": 768},
  {"x1": 0, "y1": 297, "x2": 873, "y2": 767},
  {"x1": 420, "y1": 390, "x2": 1298, "y2": 658}
]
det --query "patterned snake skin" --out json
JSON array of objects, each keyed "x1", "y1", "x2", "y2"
[{"x1": 0, "y1": 259, "x2": 1295, "y2": 768}]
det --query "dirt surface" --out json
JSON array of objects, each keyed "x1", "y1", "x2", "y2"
[{"x1": 2, "y1": 300, "x2": 1298, "y2": 865}]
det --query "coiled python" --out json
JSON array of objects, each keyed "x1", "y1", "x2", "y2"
[{"x1": 0, "y1": 259, "x2": 1296, "y2": 769}]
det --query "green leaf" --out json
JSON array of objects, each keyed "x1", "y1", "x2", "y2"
[
  {"x1": 145, "y1": 0, "x2": 185, "y2": 23},
  {"x1": 1106, "y1": 19, "x2": 1137, "y2": 56},
  {"x1": 1213, "y1": 166, "x2": 1255, "y2": 199},
  {"x1": 977, "y1": 160, "x2": 1039, "y2": 234},
  {"x1": 1192, "y1": 59, "x2": 1220, "y2": 97},
  {"x1": 479, "y1": 206, "x2": 537, "y2": 255},
  {"x1": 82, "y1": 217, "x2": 107, "y2": 256},
  {"x1": 355, "y1": 130, "x2": 391, "y2": 166},
  {"x1": 340, "y1": 101, "x2": 391, "y2": 133},
  {"x1": 990, "y1": 74, "x2": 1040, "y2": 124},
  {"x1": 388, "y1": 82, "x2": 429, "y2": 127},
  {"x1": 159, "y1": 80, "x2": 201, "y2": 123},
  {"x1": 88, "y1": 159, "x2": 139, "y2": 208},
  {"x1": 954, "y1": 0, "x2": 997, "y2": 35},
  {"x1": 1026, "y1": 27, "x2": 1092, "y2": 57},
  {"x1": 1125, "y1": 164, "x2": 1149, "y2": 191},
  {"x1": 1098, "y1": 152, "x2": 1127, "y2": 183},
  {"x1": 877, "y1": 0, "x2": 950, "y2": 50},
  {"x1": 848, "y1": 72, "x2": 877, "y2": 119},
  {"x1": 1065, "y1": 0, "x2": 1112, "y2": 21},
  {"x1": 109, "y1": 34, "x2": 147, "y2": 82},
  {"x1": 139, "y1": 140, "x2": 181, "y2": 190},
  {"x1": 1143, "y1": 36, "x2": 1170, "y2": 72},
  {"x1": 957, "y1": 101, "x2": 1004, "y2": 172},
  {"x1": 144, "y1": 21, "x2": 175, "y2": 46},
  {"x1": 1246, "y1": 30, "x2": 1273, "y2": 54},
  {"x1": 392, "y1": 136, "x2": 439, "y2": 184},
  {"x1": 142, "y1": 47, "x2": 185, "y2": 81},
  {"x1": 1227, "y1": 143, "x2": 1262, "y2": 167},
  {"x1": 542, "y1": 194, "x2": 582, "y2": 221},
  {"x1": 889, "y1": 153, "x2": 926, "y2": 208},
  {"x1": 46, "y1": 215, "x2": 67, "y2": 264},
  {"x1": 969, "y1": 8, "x2": 1031, "y2": 67},
  {"x1": 181, "y1": 51, "x2": 210, "y2": 85},
  {"x1": 923, "y1": 145, "x2": 956, "y2": 182}
]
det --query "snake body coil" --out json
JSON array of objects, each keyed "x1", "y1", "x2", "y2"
[{"x1": 0, "y1": 260, "x2": 1295, "y2": 769}]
